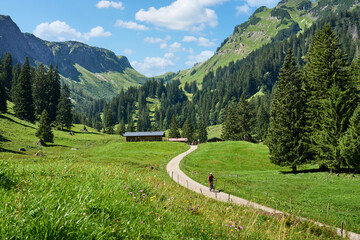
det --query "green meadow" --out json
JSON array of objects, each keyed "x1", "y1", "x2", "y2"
[
  {"x1": 181, "y1": 141, "x2": 360, "y2": 234},
  {"x1": 0, "y1": 110, "x2": 342, "y2": 239}
]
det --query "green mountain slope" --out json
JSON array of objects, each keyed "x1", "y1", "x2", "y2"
[
  {"x1": 175, "y1": 0, "x2": 360, "y2": 84},
  {"x1": 0, "y1": 15, "x2": 148, "y2": 102}
]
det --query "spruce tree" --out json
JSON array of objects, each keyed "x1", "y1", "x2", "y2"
[
  {"x1": 197, "y1": 119, "x2": 208, "y2": 143},
  {"x1": 36, "y1": 110, "x2": 54, "y2": 143},
  {"x1": 32, "y1": 64, "x2": 48, "y2": 116},
  {"x1": 126, "y1": 116, "x2": 135, "y2": 132},
  {"x1": 103, "y1": 108, "x2": 114, "y2": 134},
  {"x1": 117, "y1": 120, "x2": 125, "y2": 136},
  {"x1": 304, "y1": 24, "x2": 357, "y2": 169},
  {"x1": 169, "y1": 116, "x2": 180, "y2": 138},
  {"x1": 181, "y1": 118, "x2": 194, "y2": 142},
  {"x1": 221, "y1": 104, "x2": 236, "y2": 140},
  {"x1": 11, "y1": 63, "x2": 20, "y2": 101},
  {"x1": 46, "y1": 65, "x2": 61, "y2": 123},
  {"x1": 56, "y1": 84, "x2": 73, "y2": 130},
  {"x1": 13, "y1": 57, "x2": 35, "y2": 123},
  {"x1": 267, "y1": 49, "x2": 306, "y2": 172},
  {"x1": 0, "y1": 74, "x2": 7, "y2": 113},
  {"x1": 340, "y1": 104, "x2": 360, "y2": 171},
  {"x1": 235, "y1": 93, "x2": 254, "y2": 142},
  {"x1": 3, "y1": 53, "x2": 13, "y2": 95}
]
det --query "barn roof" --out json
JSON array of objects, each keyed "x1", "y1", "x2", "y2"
[{"x1": 124, "y1": 131, "x2": 165, "y2": 137}]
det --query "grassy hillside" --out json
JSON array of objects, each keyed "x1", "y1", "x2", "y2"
[
  {"x1": 181, "y1": 141, "x2": 360, "y2": 234},
  {"x1": 175, "y1": 0, "x2": 317, "y2": 85},
  {"x1": 0, "y1": 107, "x2": 340, "y2": 239}
]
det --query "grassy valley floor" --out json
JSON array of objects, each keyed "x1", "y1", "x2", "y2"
[
  {"x1": 0, "y1": 111, "x2": 344, "y2": 239},
  {"x1": 181, "y1": 141, "x2": 360, "y2": 235}
]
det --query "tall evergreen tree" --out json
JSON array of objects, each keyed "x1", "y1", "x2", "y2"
[
  {"x1": 304, "y1": 24, "x2": 357, "y2": 169},
  {"x1": 0, "y1": 74, "x2": 6, "y2": 113},
  {"x1": 56, "y1": 84, "x2": 73, "y2": 130},
  {"x1": 197, "y1": 119, "x2": 208, "y2": 143},
  {"x1": 137, "y1": 106, "x2": 151, "y2": 131},
  {"x1": 103, "y1": 108, "x2": 114, "y2": 134},
  {"x1": 117, "y1": 120, "x2": 125, "y2": 136},
  {"x1": 47, "y1": 65, "x2": 61, "y2": 123},
  {"x1": 32, "y1": 64, "x2": 48, "y2": 116},
  {"x1": 3, "y1": 53, "x2": 13, "y2": 96},
  {"x1": 235, "y1": 93, "x2": 254, "y2": 142},
  {"x1": 168, "y1": 116, "x2": 180, "y2": 138},
  {"x1": 221, "y1": 104, "x2": 237, "y2": 140},
  {"x1": 36, "y1": 110, "x2": 54, "y2": 143},
  {"x1": 13, "y1": 57, "x2": 35, "y2": 122},
  {"x1": 267, "y1": 49, "x2": 307, "y2": 172},
  {"x1": 11, "y1": 63, "x2": 20, "y2": 101},
  {"x1": 126, "y1": 116, "x2": 135, "y2": 132},
  {"x1": 340, "y1": 104, "x2": 360, "y2": 171},
  {"x1": 181, "y1": 118, "x2": 194, "y2": 142}
]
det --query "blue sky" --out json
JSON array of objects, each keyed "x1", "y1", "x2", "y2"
[{"x1": 1, "y1": 0, "x2": 280, "y2": 77}]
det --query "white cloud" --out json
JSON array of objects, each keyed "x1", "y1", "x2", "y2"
[
  {"x1": 236, "y1": 5, "x2": 251, "y2": 15},
  {"x1": 245, "y1": 0, "x2": 278, "y2": 7},
  {"x1": 168, "y1": 42, "x2": 186, "y2": 52},
  {"x1": 160, "y1": 43, "x2": 168, "y2": 49},
  {"x1": 186, "y1": 50, "x2": 214, "y2": 66},
  {"x1": 115, "y1": 19, "x2": 149, "y2": 31},
  {"x1": 96, "y1": 1, "x2": 124, "y2": 10},
  {"x1": 135, "y1": 0, "x2": 226, "y2": 32},
  {"x1": 84, "y1": 26, "x2": 111, "y2": 40},
  {"x1": 164, "y1": 53, "x2": 175, "y2": 59},
  {"x1": 124, "y1": 49, "x2": 134, "y2": 55},
  {"x1": 144, "y1": 37, "x2": 165, "y2": 44},
  {"x1": 33, "y1": 21, "x2": 111, "y2": 42},
  {"x1": 182, "y1": 36, "x2": 216, "y2": 47},
  {"x1": 131, "y1": 57, "x2": 175, "y2": 77}
]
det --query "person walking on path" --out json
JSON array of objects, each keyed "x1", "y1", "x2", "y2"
[{"x1": 208, "y1": 172, "x2": 215, "y2": 191}]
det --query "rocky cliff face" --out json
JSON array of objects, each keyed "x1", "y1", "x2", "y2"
[{"x1": 0, "y1": 15, "x2": 134, "y2": 81}]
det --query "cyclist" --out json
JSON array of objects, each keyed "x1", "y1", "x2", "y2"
[{"x1": 208, "y1": 173, "x2": 215, "y2": 191}]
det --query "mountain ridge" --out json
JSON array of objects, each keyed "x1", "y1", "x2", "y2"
[
  {"x1": 174, "y1": 0, "x2": 360, "y2": 85},
  {"x1": 0, "y1": 15, "x2": 148, "y2": 101}
]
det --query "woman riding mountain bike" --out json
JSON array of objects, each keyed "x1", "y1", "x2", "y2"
[{"x1": 208, "y1": 173, "x2": 215, "y2": 191}]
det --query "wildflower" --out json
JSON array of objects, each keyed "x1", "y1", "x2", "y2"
[
  {"x1": 226, "y1": 224, "x2": 229, "y2": 227},
  {"x1": 238, "y1": 226, "x2": 243, "y2": 229},
  {"x1": 141, "y1": 221, "x2": 143, "y2": 224},
  {"x1": 142, "y1": 194, "x2": 145, "y2": 196},
  {"x1": 210, "y1": 221, "x2": 213, "y2": 224},
  {"x1": 134, "y1": 197, "x2": 136, "y2": 199},
  {"x1": 230, "y1": 225, "x2": 233, "y2": 228},
  {"x1": 148, "y1": 212, "x2": 151, "y2": 215},
  {"x1": 197, "y1": 204, "x2": 200, "y2": 207},
  {"x1": 171, "y1": 197, "x2": 174, "y2": 200},
  {"x1": 139, "y1": 190, "x2": 143, "y2": 193},
  {"x1": 230, "y1": 229, "x2": 233, "y2": 232},
  {"x1": 167, "y1": 199, "x2": 170, "y2": 201},
  {"x1": 106, "y1": 172, "x2": 109, "y2": 175},
  {"x1": 129, "y1": 192, "x2": 133, "y2": 194}
]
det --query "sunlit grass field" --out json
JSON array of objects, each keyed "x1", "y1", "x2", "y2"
[
  {"x1": 181, "y1": 141, "x2": 360, "y2": 234},
  {"x1": 0, "y1": 109, "x2": 343, "y2": 239}
]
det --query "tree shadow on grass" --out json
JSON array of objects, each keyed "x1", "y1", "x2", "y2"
[
  {"x1": 280, "y1": 168, "x2": 329, "y2": 175},
  {"x1": 0, "y1": 114, "x2": 36, "y2": 129},
  {"x1": 59, "y1": 128, "x2": 101, "y2": 135},
  {"x1": 0, "y1": 147, "x2": 26, "y2": 154}
]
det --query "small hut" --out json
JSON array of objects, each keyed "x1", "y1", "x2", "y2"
[{"x1": 124, "y1": 132, "x2": 165, "y2": 142}]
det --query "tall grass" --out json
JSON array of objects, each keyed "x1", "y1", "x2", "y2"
[
  {"x1": 0, "y1": 112, "x2": 342, "y2": 239},
  {"x1": 181, "y1": 141, "x2": 360, "y2": 234}
]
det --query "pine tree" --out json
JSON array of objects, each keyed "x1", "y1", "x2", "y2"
[
  {"x1": 103, "y1": 108, "x2": 114, "y2": 134},
  {"x1": 13, "y1": 57, "x2": 35, "y2": 123},
  {"x1": 340, "y1": 104, "x2": 360, "y2": 171},
  {"x1": 56, "y1": 84, "x2": 73, "y2": 130},
  {"x1": 197, "y1": 119, "x2": 208, "y2": 143},
  {"x1": 3, "y1": 53, "x2": 13, "y2": 95},
  {"x1": 304, "y1": 24, "x2": 357, "y2": 169},
  {"x1": 221, "y1": 104, "x2": 237, "y2": 140},
  {"x1": 0, "y1": 74, "x2": 7, "y2": 113},
  {"x1": 169, "y1": 116, "x2": 180, "y2": 138},
  {"x1": 181, "y1": 118, "x2": 194, "y2": 142},
  {"x1": 235, "y1": 93, "x2": 254, "y2": 142},
  {"x1": 32, "y1": 64, "x2": 48, "y2": 116},
  {"x1": 11, "y1": 63, "x2": 20, "y2": 101},
  {"x1": 126, "y1": 116, "x2": 135, "y2": 132},
  {"x1": 137, "y1": 106, "x2": 151, "y2": 131},
  {"x1": 36, "y1": 110, "x2": 54, "y2": 143},
  {"x1": 47, "y1": 65, "x2": 61, "y2": 123},
  {"x1": 267, "y1": 49, "x2": 307, "y2": 172},
  {"x1": 117, "y1": 120, "x2": 125, "y2": 136}
]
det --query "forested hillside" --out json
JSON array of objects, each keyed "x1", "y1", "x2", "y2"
[
  {"x1": 0, "y1": 15, "x2": 148, "y2": 106},
  {"x1": 175, "y1": 0, "x2": 360, "y2": 84}
]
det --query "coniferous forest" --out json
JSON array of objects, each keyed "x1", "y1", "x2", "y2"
[{"x1": 1, "y1": 8, "x2": 360, "y2": 171}]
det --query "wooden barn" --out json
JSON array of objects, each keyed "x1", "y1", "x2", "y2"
[{"x1": 124, "y1": 132, "x2": 165, "y2": 142}]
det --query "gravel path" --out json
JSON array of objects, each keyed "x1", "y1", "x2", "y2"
[{"x1": 167, "y1": 145, "x2": 360, "y2": 240}]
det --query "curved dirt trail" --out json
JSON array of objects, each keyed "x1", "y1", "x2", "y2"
[{"x1": 167, "y1": 145, "x2": 360, "y2": 240}]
